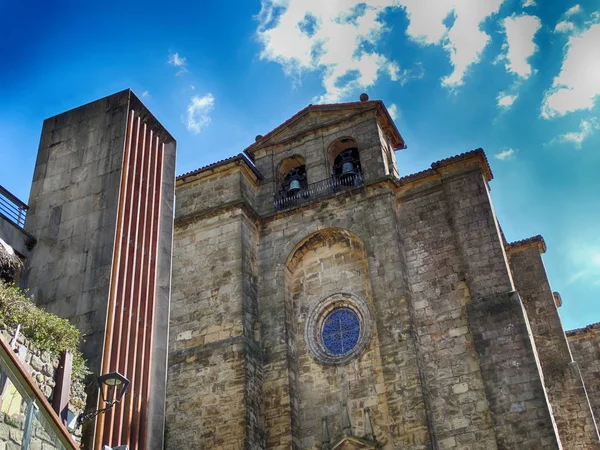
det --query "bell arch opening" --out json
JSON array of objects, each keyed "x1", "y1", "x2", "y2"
[
  {"x1": 277, "y1": 155, "x2": 308, "y2": 195},
  {"x1": 328, "y1": 137, "x2": 362, "y2": 185}
]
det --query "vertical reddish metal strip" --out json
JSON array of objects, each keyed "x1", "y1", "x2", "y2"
[
  {"x1": 121, "y1": 128, "x2": 154, "y2": 447},
  {"x1": 138, "y1": 141, "x2": 164, "y2": 449},
  {"x1": 104, "y1": 117, "x2": 143, "y2": 445},
  {"x1": 112, "y1": 122, "x2": 148, "y2": 445},
  {"x1": 128, "y1": 134, "x2": 159, "y2": 450},
  {"x1": 95, "y1": 110, "x2": 135, "y2": 450}
]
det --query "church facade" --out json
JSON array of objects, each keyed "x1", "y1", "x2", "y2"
[
  {"x1": 166, "y1": 97, "x2": 600, "y2": 449},
  {"x1": 8, "y1": 90, "x2": 599, "y2": 449}
]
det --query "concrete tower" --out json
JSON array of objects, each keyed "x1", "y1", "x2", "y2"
[{"x1": 23, "y1": 90, "x2": 176, "y2": 450}]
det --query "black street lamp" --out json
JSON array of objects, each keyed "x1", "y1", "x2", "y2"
[{"x1": 76, "y1": 372, "x2": 130, "y2": 427}]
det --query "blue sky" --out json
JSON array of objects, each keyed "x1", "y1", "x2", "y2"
[{"x1": 1, "y1": 0, "x2": 598, "y2": 330}]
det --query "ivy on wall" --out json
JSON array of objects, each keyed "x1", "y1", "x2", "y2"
[{"x1": 0, "y1": 281, "x2": 89, "y2": 382}]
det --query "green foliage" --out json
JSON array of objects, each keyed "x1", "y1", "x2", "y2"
[{"x1": 0, "y1": 281, "x2": 90, "y2": 382}]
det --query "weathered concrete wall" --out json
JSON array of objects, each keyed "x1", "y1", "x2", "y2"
[
  {"x1": 24, "y1": 91, "x2": 130, "y2": 377},
  {"x1": 0, "y1": 217, "x2": 34, "y2": 263},
  {"x1": 22, "y1": 90, "x2": 176, "y2": 449},
  {"x1": 508, "y1": 242, "x2": 600, "y2": 448},
  {"x1": 568, "y1": 324, "x2": 600, "y2": 429}
]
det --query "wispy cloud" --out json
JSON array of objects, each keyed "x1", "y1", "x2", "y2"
[
  {"x1": 522, "y1": 0, "x2": 535, "y2": 7},
  {"x1": 556, "y1": 118, "x2": 599, "y2": 148},
  {"x1": 497, "y1": 93, "x2": 518, "y2": 109},
  {"x1": 542, "y1": 21, "x2": 600, "y2": 118},
  {"x1": 555, "y1": 20, "x2": 576, "y2": 33},
  {"x1": 565, "y1": 4, "x2": 582, "y2": 18},
  {"x1": 186, "y1": 94, "x2": 215, "y2": 134},
  {"x1": 494, "y1": 148, "x2": 516, "y2": 160},
  {"x1": 168, "y1": 52, "x2": 188, "y2": 75},
  {"x1": 501, "y1": 14, "x2": 541, "y2": 78},
  {"x1": 388, "y1": 103, "x2": 399, "y2": 121},
  {"x1": 141, "y1": 90, "x2": 150, "y2": 99},
  {"x1": 566, "y1": 242, "x2": 600, "y2": 284}
]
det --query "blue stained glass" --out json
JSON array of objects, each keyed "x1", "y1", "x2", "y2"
[{"x1": 322, "y1": 308, "x2": 361, "y2": 355}]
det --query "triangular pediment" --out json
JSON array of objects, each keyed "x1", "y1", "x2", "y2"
[
  {"x1": 259, "y1": 105, "x2": 376, "y2": 148},
  {"x1": 245, "y1": 100, "x2": 404, "y2": 157},
  {"x1": 330, "y1": 435, "x2": 379, "y2": 449}
]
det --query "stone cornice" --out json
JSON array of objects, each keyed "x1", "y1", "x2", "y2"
[
  {"x1": 176, "y1": 153, "x2": 263, "y2": 185},
  {"x1": 396, "y1": 149, "x2": 493, "y2": 191},
  {"x1": 566, "y1": 322, "x2": 600, "y2": 337},
  {"x1": 174, "y1": 199, "x2": 260, "y2": 229},
  {"x1": 505, "y1": 235, "x2": 547, "y2": 255}
]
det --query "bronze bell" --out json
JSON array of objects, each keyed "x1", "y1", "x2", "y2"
[
  {"x1": 289, "y1": 179, "x2": 301, "y2": 191},
  {"x1": 341, "y1": 161, "x2": 354, "y2": 175}
]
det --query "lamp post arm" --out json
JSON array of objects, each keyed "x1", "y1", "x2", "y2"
[{"x1": 76, "y1": 401, "x2": 119, "y2": 428}]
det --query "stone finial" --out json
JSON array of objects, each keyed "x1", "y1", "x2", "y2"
[
  {"x1": 359, "y1": 93, "x2": 369, "y2": 102},
  {"x1": 342, "y1": 405, "x2": 352, "y2": 436},
  {"x1": 363, "y1": 408, "x2": 374, "y2": 441},
  {"x1": 553, "y1": 292, "x2": 562, "y2": 308},
  {"x1": 255, "y1": 134, "x2": 263, "y2": 142},
  {"x1": 321, "y1": 417, "x2": 330, "y2": 450}
]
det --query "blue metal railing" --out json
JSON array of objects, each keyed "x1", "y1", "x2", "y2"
[{"x1": 0, "y1": 185, "x2": 28, "y2": 228}]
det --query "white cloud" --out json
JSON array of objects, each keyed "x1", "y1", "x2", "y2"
[
  {"x1": 401, "y1": 0, "x2": 505, "y2": 87},
  {"x1": 168, "y1": 52, "x2": 188, "y2": 74},
  {"x1": 564, "y1": 4, "x2": 582, "y2": 17},
  {"x1": 257, "y1": 1, "x2": 400, "y2": 102},
  {"x1": 256, "y1": 0, "x2": 504, "y2": 101},
  {"x1": 169, "y1": 52, "x2": 186, "y2": 67},
  {"x1": 186, "y1": 94, "x2": 215, "y2": 134},
  {"x1": 494, "y1": 148, "x2": 516, "y2": 160},
  {"x1": 557, "y1": 118, "x2": 599, "y2": 147},
  {"x1": 542, "y1": 23, "x2": 600, "y2": 118},
  {"x1": 555, "y1": 20, "x2": 575, "y2": 33},
  {"x1": 501, "y1": 14, "x2": 541, "y2": 78},
  {"x1": 141, "y1": 90, "x2": 150, "y2": 98},
  {"x1": 388, "y1": 103, "x2": 399, "y2": 120},
  {"x1": 497, "y1": 93, "x2": 518, "y2": 108},
  {"x1": 522, "y1": 0, "x2": 535, "y2": 7}
]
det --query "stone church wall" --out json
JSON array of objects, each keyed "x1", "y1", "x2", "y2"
[
  {"x1": 167, "y1": 160, "x2": 263, "y2": 449},
  {"x1": 567, "y1": 324, "x2": 600, "y2": 429},
  {"x1": 508, "y1": 241, "x2": 600, "y2": 447},
  {"x1": 396, "y1": 160, "x2": 560, "y2": 449},
  {"x1": 166, "y1": 99, "x2": 600, "y2": 450},
  {"x1": 257, "y1": 188, "x2": 431, "y2": 449},
  {"x1": 287, "y1": 229, "x2": 387, "y2": 448}
]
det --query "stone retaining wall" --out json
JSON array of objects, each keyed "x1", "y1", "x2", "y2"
[{"x1": 0, "y1": 324, "x2": 87, "y2": 446}]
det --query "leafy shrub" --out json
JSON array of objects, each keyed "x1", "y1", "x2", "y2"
[{"x1": 0, "y1": 281, "x2": 89, "y2": 382}]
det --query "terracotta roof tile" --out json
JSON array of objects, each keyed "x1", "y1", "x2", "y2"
[
  {"x1": 176, "y1": 153, "x2": 262, "y2": 182},
  {"x1": 566, "y1": 322, "x2": 600, "y2": 337},
  {"x1": 506, "y1": 235, "x2": 547, "y2": 254},
  {"x1": 398, "y1": 148, "x2": 493, "y2": 185}
]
